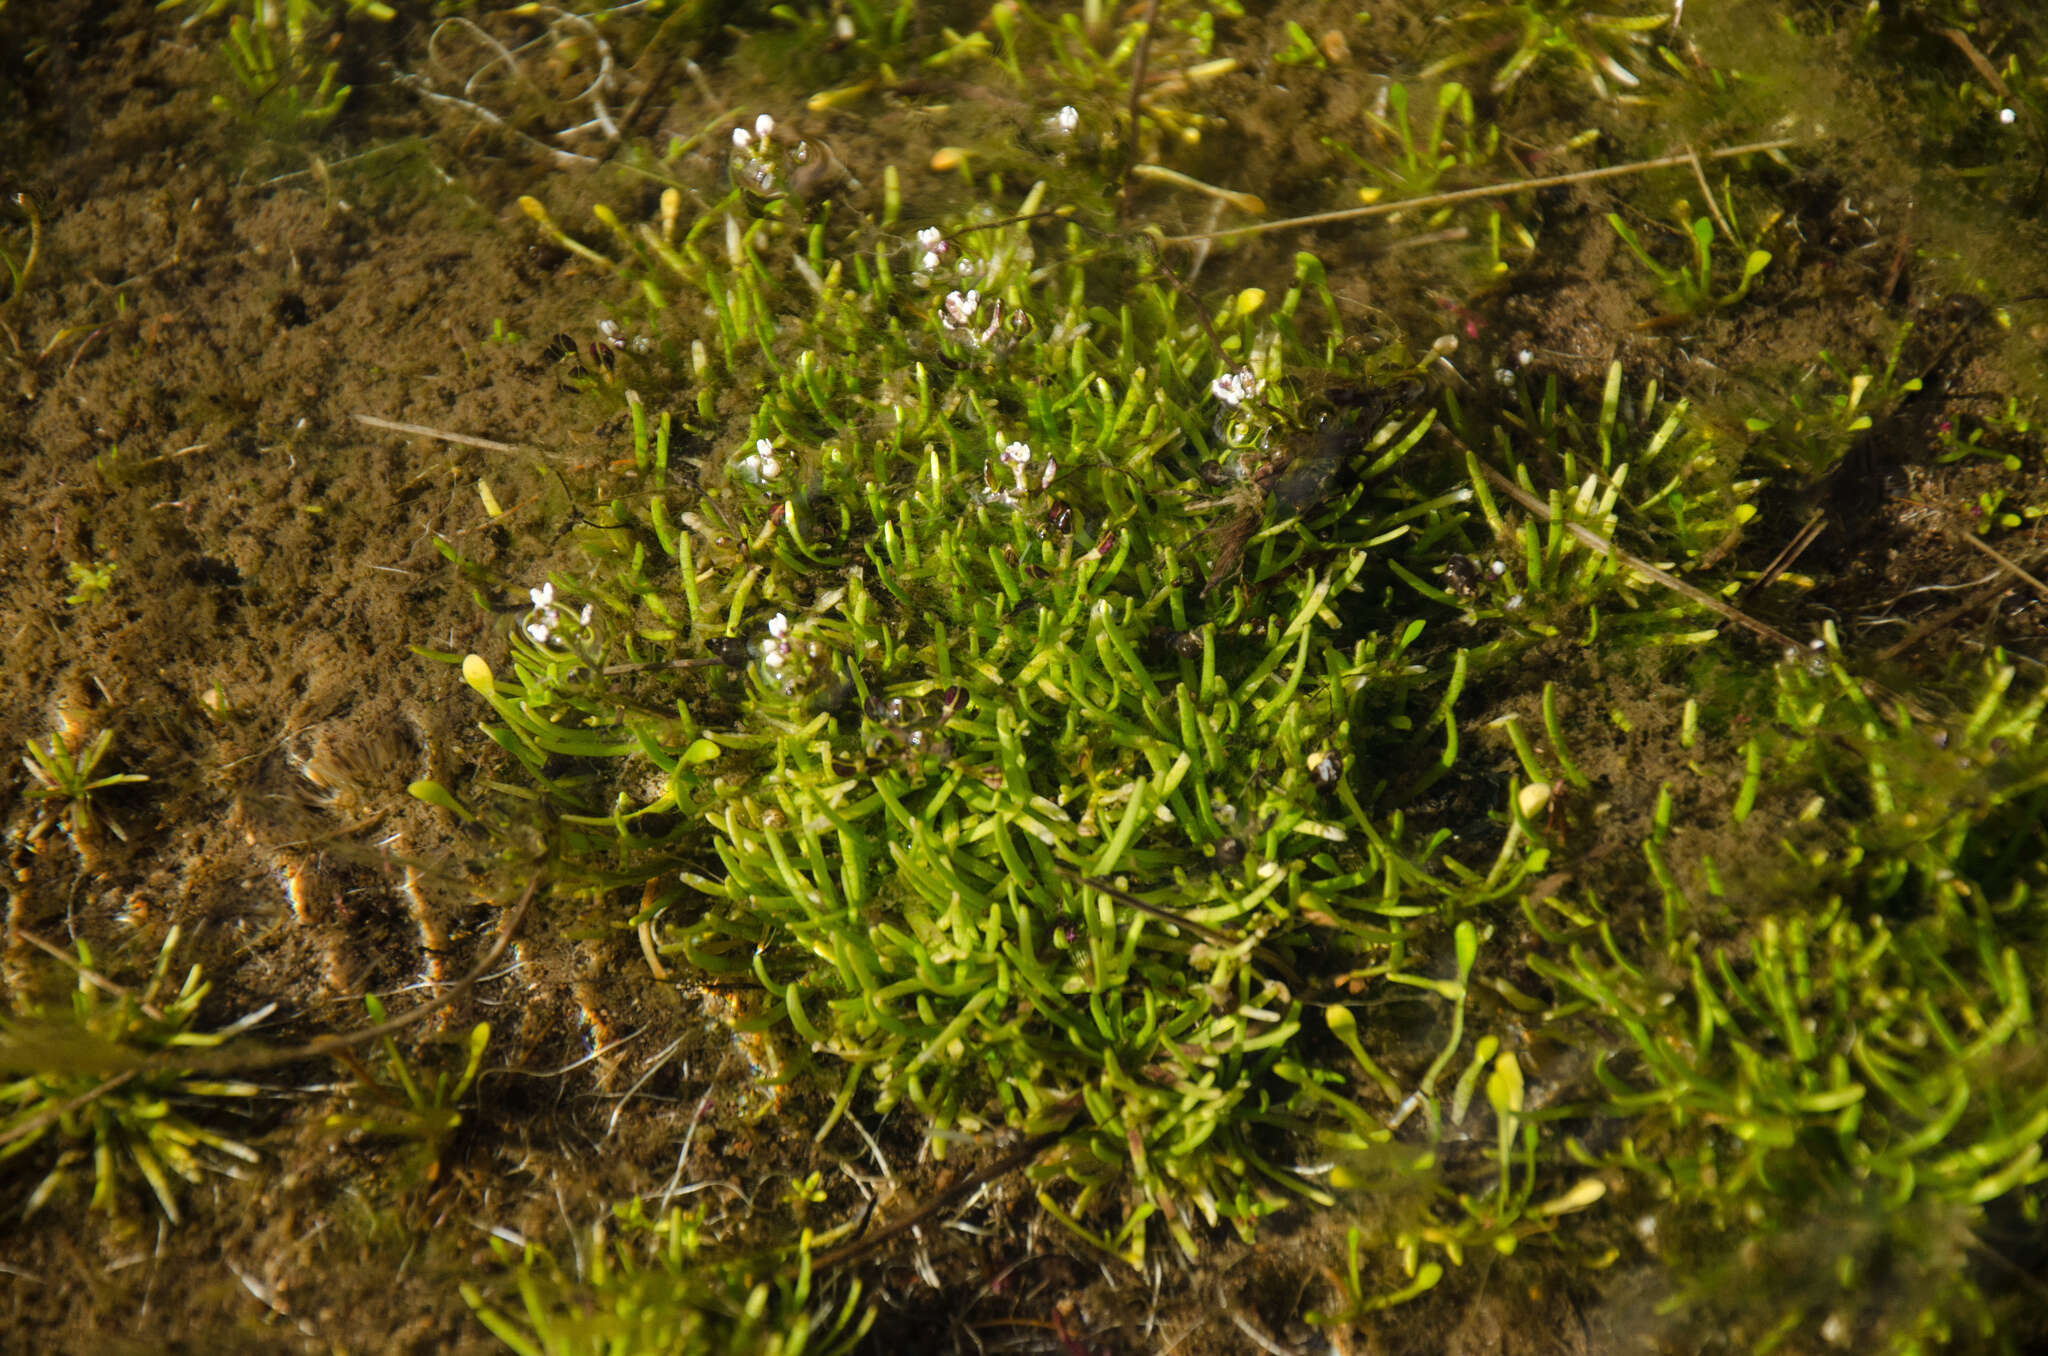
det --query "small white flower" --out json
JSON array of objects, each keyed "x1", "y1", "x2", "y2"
[
  {"x1": 524, "y1": 582, "x2": 575, "y2": 645},
  {"x1": 834, "y1": 13, "x2": 854, "y2": 40},
  {"x1": 762, "y1": 612, "x2": 793, "y2": 669},
  {"x1": 1210, "y1": 369, "x2": 1261, "y2": 407},
  {"x1": 942, "y1": 289, "x2": 981, "y2": 329},
  {"x1": 1056, "y1": 105, "x2": 1079, "y2": 134},
  {"x1": 999, "y1": 441, "x2": 1032, "y2": 489},
  {"x1": 2000, "y1": 107, "x2": 2018, "y2": 125},
  {"x1": 732, "y1": 126, "x2": 753, "y2": 149},
  {"x1": 599, "y1": 318, "x2": 624, "y2": 349},
  {"x1": 521, "y1": 581, "x2": 592, "y2": 646},
  {"x1": 754, "y1": 113, "x2": 775, "y2": 142},
  {"x1": 734, "y1": 438, "x2": 784, "y2": 485},
  {"x1": 985, "y1": 440, "x2": 1054, "y2": 502}
]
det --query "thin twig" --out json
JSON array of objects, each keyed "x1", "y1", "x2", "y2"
[
  {"x1": 1159, "y1": 138, "x2": 1798, "y2": 244},
  {"x1": 118, "y1": 880, "x2": 539, "y2": 1080},
  {"x1": 353, "y1": 412, "x2": 534, "y2": 455},
  {"x1": 10, "y1": 929, "x2": 167, "y2": 1022},
  {"x1": 1464, "y1": 449, "x2": 1939, "y2": 720},
  {"x1": 1954, "y1": 530, "x2": 2048, "y2": 602},
  {"x1": 0, "y1": 1072, "x2": 139, "y2": 1151},
  {"x1": 1056, "y1": 868, "x2": 1239, "y2": 949},
  {"x1": 812, "y1": 1125, "x2": 1069, "y2": 1273},
  {"x1": 1054, "y1": 867, "x2": 1303, "y2": 987},
  {"x1": 1874, "y1": 576, "x2": 2013, "y2": 664},
  {"x1": 1738, "y1": 509, "x2": 1828, "y2": 605},
  {"x1": 1130, "y1": 163, "x2": 1264, "y2": 215},
  {"x1": 1942, "y1": 27, "x2": 2013, "y2": 103},
  {"x1": 1472, "y1": 457, "x2": 1808, "y2": 651},
  {"x1": 1118, "y1": 0, "x2": 1163, "y2": 224},
  {"x1": 1686, "y1": 145, "x2": 1736, "y2": 241}
]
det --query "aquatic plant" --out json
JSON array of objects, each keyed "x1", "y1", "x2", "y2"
[
  {"x1": 20, "y1": 727, "x2": 149, "y2": 845},
  {"x1": 0, "y1": 928, "x2": 263, "y2": 1224},
  {"x1": 463, "y1": 1198, "x2": 872, "y2": 1356}
]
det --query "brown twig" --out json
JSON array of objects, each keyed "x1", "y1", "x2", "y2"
[
  {"x1": 116, "y1": 879, "x2": 539, "y2": 1080},
  {"x1": 0, "y1": 1072, "x2": 140, "y2": 1152},
  {"x1": 1054, "y1": 867, "x2": 1239, "y2": 951},
  {"x1": 1954, "y1": 530, "x2": 2048, "y2": 603},
  {"x1": 1738, "y1": 509, "x2": 1828, "y2": 606},
  {"x1": 1942, "y1": 27, "x2": 2013, "y2": 103},
  {"x1": 1686, "y1": 145, "x2": 1736, "y2": 242},
  {"x1": 1159, "y1": 138, "x2": 1798, "y2": 245},
  {"x1": 1881, "y1": 206, "x2": 1913, "y2": 303},
  {"x1": 10, "y1": 929, "x2": 167, "y2": 1023},
  {"x1": 1052, "y1": 866, "x2": 1303, "y2": 988},
  {"x1": 1461, "y1": 447, "x2": 1939, "y2": 720},
  {"x1": 1875, "y1": 577, "x2": 2015, "y2": 664},
  {"x1": 1470, "y1": 456, "x2": 1808, "y2": 651},
  {"x1": 1117, "y1": 0, "x2": 1163, "y2": 224},
  {"x1": 353, "y1": 412, "x2": 534, "y2": 455},
  {"x1": 812, "y1": 1124, "x2": 1069, "y2": 1273}
]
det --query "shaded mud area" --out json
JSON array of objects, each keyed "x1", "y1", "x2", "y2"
[{"x1": 5, "y1": 2, "x2": 2048, "y2": 1353}]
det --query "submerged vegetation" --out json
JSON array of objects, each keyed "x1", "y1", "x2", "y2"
[{"x1": 7, "y1": 0, "x2": 2048, "y2": 1351}]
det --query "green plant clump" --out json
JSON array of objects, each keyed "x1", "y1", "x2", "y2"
[
  {"x1": 20, "y1": 726, "x2": 150, "y2": 844},
  {"x1": 462, "y1": 1199, "x2": 871, "y2": 1356},
  {"x1": 324, "y1": 995, "x2": 490, "y2": 1185},
  {"x1": 163, "y1": 0, "x2": 394, "y2": 136},
  {"x1": 0, "y1": 928, "x2": 264, "y2": 1224},
  {"x1": 449, "y1": 142, "x2": 1797, "y2": 1281},
  {"x1": 453, "y1": 185, "x2": 1491, "y2": 1263},
  {"x1": 403, "y1": 11, "x2": 2048, "y2": 1346}
]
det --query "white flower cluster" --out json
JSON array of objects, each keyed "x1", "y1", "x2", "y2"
[
  {"x1": 1209, "y1": 368, "x2": 1263, "y2": 407},
  {"x1": 986, "y1": 438, "x2": 1056, "y2": 506},
  {"x1": 760, "y1": 612, "x2": 794, "y2": 671},
  {"x1": 524, "y1": 582, "x2": 591, "y2": 646},
  {"x1": 941, "y1": 288, "x2": 1006, "y2": 345},
  {"x1": 732, "y1": 113, "x2": 776, "y2": 150},
  {"x1": 597, "y1": 318, "x2": 652, "y2": 355},
  {"x1": 733, "y1": 437, "x2": 784, "y2": 485},
  {"x1": 912, "y1": 227, "x2": 980, "y2": 288},
  {"x1": 730, "y1": 114, "x2": 787, "y2": 199}
]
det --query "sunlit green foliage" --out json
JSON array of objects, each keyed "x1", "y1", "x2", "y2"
[
  {"x1": 0, "y1": 928, "x2": 262, "y2": 1223},
  {"x1": 462, "y1": 1199, "x2": 872, "y2": 1356},
  {"x1": 20, "y1": 727, "x2": 149, "y2": 844},
  {"x1": 324, "y1": 997, "x2": 490, "y2": 1184}
]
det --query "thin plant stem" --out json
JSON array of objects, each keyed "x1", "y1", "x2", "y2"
[
  {"x1": 1158, "y1": 138, "x2": 1798, "y2": 244},
  {"x1": 1118, "y1": 0, "x2": 1162, "y2": 224}
]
